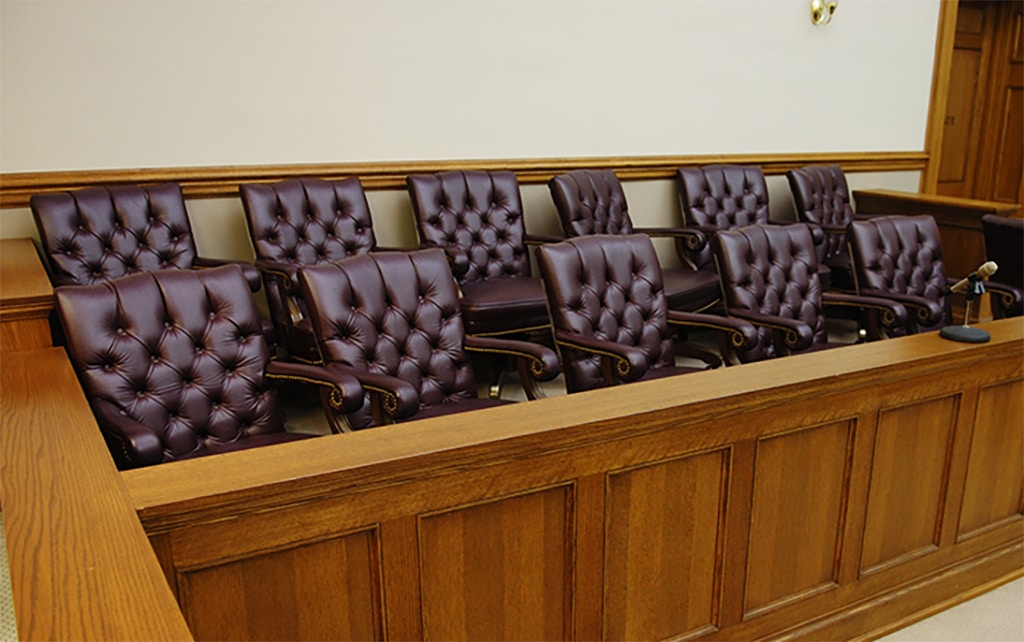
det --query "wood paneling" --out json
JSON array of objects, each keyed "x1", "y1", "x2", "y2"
[
  {"x1": 860, "y1": 395, "x2": 959, "y2": 575},
  {"x1": 417, "y1": 486, "x2": 571, "y2": 641},
  {"x1": 0, "y1": 151, "x2": 927, "y2": 209},
  {"x1": 0, "y1": 237, "x2": 54, "y2": 351},
  {"x1": 603, "y1": 450, "x2": 728, "y2": 640},
  {"x1": 958, "y1": 380, "x2": 1024, "y2": 539},
  {"x1": 744, "y1": 421, "x2": 854, "y2": 617},
  {"x1": 180, "y1": 529, "x2": 381, "y2": 641},
  {"x1": 5, "y1": 319, "x2": 1024, "y2": 640}
]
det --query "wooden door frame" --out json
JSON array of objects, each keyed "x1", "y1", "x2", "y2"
[{"x1": 921, "y1": 0, "x2": 960, "y2": 194}]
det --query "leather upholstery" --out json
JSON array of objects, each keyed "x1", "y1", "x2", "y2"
[
  {"x1": 787, "y1": 164, "x2": 855, "y2": 290},
  {"x1": 299, "y1": 249, "x2": 559, "y2": 428},
  {"x1": 53, "y1": 265, "x2": 362, "y2": 469},
  {"x1": 677, "y1": 164, "x2": 772, "y2": 272},
  {"x1": 407, "y1": 170, "x2": 549, "y2": 335},
  {"x1": 31, "y1": 183, "x2": 261, "y2": 291},
  {"x1": 980, "y1": 214, "x2": 1023, "y2": 318},
  {"x1": 548, "y1": 169, "x2": 720, "y2": 313},
  {"x1": 849, "y1": 215, "x2": 950, "y2": 332},
  {"x1": 240, "y1": 177, "x2": 379, "y2": 362},
  {"x1": 714, "y1": 224, "x2": 907, "y2": 361}
]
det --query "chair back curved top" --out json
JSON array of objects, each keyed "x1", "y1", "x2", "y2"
[
  {"x1": 55, "y1": 265, "x2": 309, "y2": 469},
  {"x1": 299, "y1": 249, "x2": 492, "y2": 429},
  {"x1": 406, "y1": 170, "x2": 548, "y2": 336},
  {"x1": 548, "y1": 169, "x2": 636, "y2": 237},
  {"x1": 32, "y1": 183, "x2": 202, "y2": 287},
  {"x1": 787, "y1": 164, "x2": 855, "y2": 290},
  {"x1": 240, "y1": 177, "x2": 378, "y2": 361},
  {"x1": 676, "y1": 164, "x2": 771, "y2": 272},
  {"x1": 981, "y1": 214, "x2": 1024, "y2": 318},
  {"x1": 713, "y1": 224, "x2": 825, "y2": 361},
  {"x1": 548, "y1": 169, "x2": 721, "y2": 313},
  {"x1": 536, "y1": 234, "x2": 685, "y2": 393},
  {"x1": 848, "y1": 215, "x2": 949, "y2": 332}
]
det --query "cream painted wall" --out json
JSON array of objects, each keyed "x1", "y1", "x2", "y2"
[
  {"x1": 0, "y1": 1, "x2": 936, "y2": 263},
  {"x1": 1, "y1": 0, "x2": 939, "y2": 171}
]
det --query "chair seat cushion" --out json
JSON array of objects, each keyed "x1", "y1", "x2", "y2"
[
  {"x1": 459, "y1": 277, "x2": 550, "y2": 335},
  {"x1": 662, "y1": 267, "x2": 721, "y2": 312}
]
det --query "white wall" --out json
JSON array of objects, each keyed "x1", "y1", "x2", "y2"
[
  {"x1": 0, "y1": 0, "x2": 935, "y2": 262},
  {"x1": 0, "y1": 0, "x2": 939, "y2": 171}
]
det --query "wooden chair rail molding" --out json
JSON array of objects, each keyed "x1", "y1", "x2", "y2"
[
  {"x1": 0, "y1": 150, "x2": 927, "y2": 208},
  {"x1": 117, "y1": 318, "x2": 1018, "y2": 641}
]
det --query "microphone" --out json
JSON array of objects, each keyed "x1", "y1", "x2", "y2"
[{"x1": 947, "y1": 261, "x2": 998, "y2": 294}]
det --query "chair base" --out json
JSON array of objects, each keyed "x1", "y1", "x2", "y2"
[{"x1": 939, "y1": 325, "x2": 991, "y2": 343}]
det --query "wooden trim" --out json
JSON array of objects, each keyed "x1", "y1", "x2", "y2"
[
  {"x1": 921, "y1": 0, "x2": 960, "y2": 194},
  {"x1": 0, "y1": 151, "x2": 928, "y2": 209}
]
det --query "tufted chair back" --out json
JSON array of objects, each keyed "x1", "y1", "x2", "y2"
[
  {"x1": 537, "y1": 235, "x2": 676, "y2": 393},
  {"x1": 714, "y1": 224, "x2": 825, "y2": 362},
  {"x1": 32, "y1": 183, "x2": 202, "y2": 287},
  {"x1": 849, "y1": 215, "x2": 950, "y2": 332},
  {"x1": 787, "y1": 165, "x2": 853, "y2": 258},
  {"x1": 240, "y1": 177, "x2": 379, "y2": 362},
  {"x1": 676, "y1": 164, "x2": 771, "y2": 272},
  {"x1": 407, "y1": 170, "x2": 530, "y2": 284},
  {"x1": 55, "y1": 265, "x2": 311, "y2": 469},
  {"x1": 299, "y1": 249, "x2": 479, "y2": 429},
  {"x1": 548, "y1": 169, "x2": 635, "y2": 237}
]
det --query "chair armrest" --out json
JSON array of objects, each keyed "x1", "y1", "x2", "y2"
[
  {"x1": 823, "y1": 292, "x2": 908, "y2": 334},
  {"x1": 465, "y1": 336, "x2": 561, "y2": 381},
  {"x1": 524, "y1": 233, "x2": 565, "y2": 246},
  {"x1": 553, "y1": 329, "x2": 649, "y2": 383},
  {"x1": 817, "y1": 223, "x2": 849, "y2": 235},
  {"x1": 193, "y1": 257, "x2": 262, "y2": 292},
  {"x1": 635, "y1": 226, "x2": 708, "y2": 253},
  {"x1": 667, "y1": 311, "x2": 760, "y2": 352},
  {"x1": 265, "y1": 360, "x2": 365, "y2": 414},
  {"x1": 326, "y1": 364, "x2": 421, "y2": 422},
  {"x1": 255, "y1": 259, "x2": 301, "y2": 291},
  {"x1": 859, "y1": 288, "x2": 946, "y2": 329},
  {"x1": 419, "y1": 243, "x2": 470, "y2": 280},
  {"x1": 985, "y1": 281, "x2": 1023, "y2": 319},
  {"x1": 724, "y1": 308, "x2": 815, "y2": 351},
  {"x1": 90, "y1": 398, "x2": 164, "y2": 468}
]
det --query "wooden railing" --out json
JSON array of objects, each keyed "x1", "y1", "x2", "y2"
[{"x1": 118, "y1": 319, "x2": 1024, "y2": 640}]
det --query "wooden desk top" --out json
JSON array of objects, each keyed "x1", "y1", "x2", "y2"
[
  {"x1": 0, "y1": 237, "x2": 54, "y2": 318},
  {"x1": 1, "y1": 347, "x2": 192, "y2": 640}
]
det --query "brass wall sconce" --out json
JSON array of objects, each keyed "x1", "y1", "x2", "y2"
[{"x1": 810, "y1": 0, "x2": 838, "y2": 25}]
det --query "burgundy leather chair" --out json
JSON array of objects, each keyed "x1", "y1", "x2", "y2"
[
  {"x1": 406, "y1": 170, "x2": 550, "y2": 338},
  {"x1": 240, "y1": 177, "x2": 393, "y2": 363},
  {"x1": 713, "y1": 224, "x2": 906, "y2": 362},
  {"x1": 981, "y1": 214, "x2": 1023, "y2": 318},
  {"x1": 548, "y1": 169, "x2": 720, "y2": 314},
  {"x1": 536, "y1": 234, "x2": 758, "y2": 393},
  {"x1": 298, "y1": 249, "x2": 560, "y2": 429},
  {"x1": 677, "y1": 163, "x2": 831, "y2": 289},
  {"x1": 849, "y1": 215, "x2": 1020, "y2": 334},
  {"x1": 31, "y1": 183, "x2": 261, "y2": 290},
  {"x1": 54, "y1": 265, "x2": 363, "y2": 469},
  {"x1": 787, "y1": 164, "x2": 856, "y2": 291}
]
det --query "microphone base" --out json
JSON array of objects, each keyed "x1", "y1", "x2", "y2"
[{"x1": 939, "y1": 325, "x2": 991, "y2": 343}]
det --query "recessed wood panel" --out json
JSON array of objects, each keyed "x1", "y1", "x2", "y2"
[
  {"x1": 179, "y1": 529, "x2": 381, "y2": 641},
  {"x1": 860, "y1": 396, "x2": 959, "y2": 574},
  {"x1": 604, "y1": 449, "x2": 728, "y2": 641},
  {"x1": 744, "y1": 421, "x2": 854, "y2": 616},
  {"x1": 418, "y1": 486, "x2": 571, "y2": 641},
  {"x1": 993, "y1": 86, "x2": 1023, "y2": 203},
  {"x1": 959, "y1": 380, "x2": 1024, "y2": 539},
  {"x1": 938, "y1": 48, "x2": 982, "y2": 186}
]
